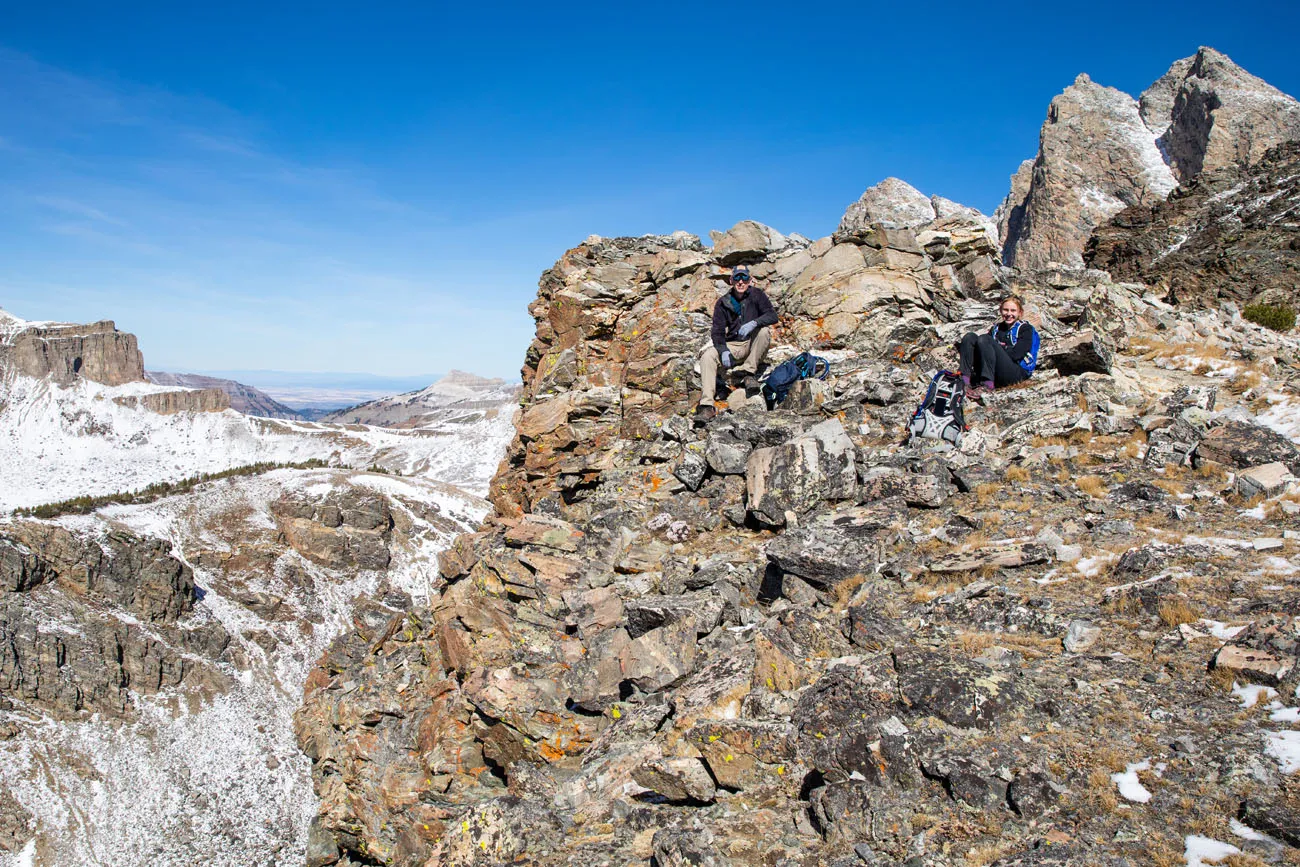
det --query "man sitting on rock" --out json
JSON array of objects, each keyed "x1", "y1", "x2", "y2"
[
  {"x1": 695, "y1": 265, "x2": 778, "y2": 422},
  {"x1": 957, "y1": 295, "x2": 1039, "y2": 399}
]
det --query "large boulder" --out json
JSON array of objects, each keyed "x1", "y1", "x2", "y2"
[
  {"x1": 1196, "y1": 420, "x2": 1300, "y2": 476},
  {"x1": 745, "y1": 419, "x2": 858, "y2": 527}
]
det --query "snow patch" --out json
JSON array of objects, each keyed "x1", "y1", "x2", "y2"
[
  {"x1": 1233, "y1": 681, "x2": 1279, "y2": 707},
  {"x1": 1111, "y1": 760, "x2": 1154, "y2": 803},
  {"x1": 1266, "y1": 730, "x2": 1300, "y2": 773},
  {"x1": 1184, "y1": 835, "x2": 1240, "y2": 867}
]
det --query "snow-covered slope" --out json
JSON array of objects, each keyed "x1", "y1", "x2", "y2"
[
  {"x1": 0, "y1": 469, "x2": 494, "y2": 866},
  {"x1": 320, "y1": 369, "x2": 520, "y2": 428},
  {"x1": 0, "y1": 307, "x2": 519, "y2": 866},
  {"x1": 0, "y1": 371, "x2": 516, "y2": 512}
]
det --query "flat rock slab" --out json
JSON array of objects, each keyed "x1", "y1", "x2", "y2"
[
  {"x1": 765, "y1": 500, "x2": 901, "y2": 587},
  {"x1": 632, "y1": 757, "x2": 716, "y2": 803},
  {"x1": 1237, "y1": 462, "x2": 1294, "y2": 498},
  {"x1": 504, "y1": 517, "x2": 584, "y2": 552},
  {"x1": 1199, "y1": 420, "x2": 1300, "y2": 475},
  {"x1": 1212, "y1": 644, "x2": 1295, "y2": 686},
  {"x1": 894, "y1": 646, "x2": 1026, "y2": 729},
  {"x1": 927, "y1": 542, "x2": 1051, "y2": 574}
]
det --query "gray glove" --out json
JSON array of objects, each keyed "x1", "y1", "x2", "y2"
[
  {"x1": 720, "y1": 349, "x2": 734, "y2": 369},
  {"x1": 737, "y1": 320, "x2": 758, "y2": 339}
]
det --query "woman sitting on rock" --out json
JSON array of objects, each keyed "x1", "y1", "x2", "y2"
[{"x1": 958, "y1": 295, "x2": 1039, "y2": 397}]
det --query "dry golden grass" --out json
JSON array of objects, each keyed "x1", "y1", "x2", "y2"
[
  {"x1": 1251, "y1": 394, "x2": 1274, "y2": 414},
  {"x1": 974, "y1": 482, "x2": 1000, "y2": 504},
  {"x1": 1121, "y1": 430, "x2": 1146, "y2": 459},
  {"x1": 1226, "y1": 368, "x2": 1265, "y2": 395},
  {"x1": 831, "y1": 574, "x2": 865, "y2": 610},
  {"x1": 1150, "y1": 841, "x2": 1188, "y2": 867},
  {"x1": 1004, "y1": 465, "x2": 1031, "y2": 483},
  {"x1": 1083, "y1": 768, "x2": 1120, "y2": 813},
  {"x1": 1208, "y1": 664, "x2": 1238, "y2": 693},
  {"x1": 1076, "y1": 475, "x2": 1107, "y2": 498},
  {"x1": 1153, "y1": 478, "x2": 1186, "y2": 495},
  {"x1": 1128, "y1": 337, "x2": 1229, "y2": 363},
  {"x1": 957, "y1": 631, "x2": 997, "y2": 655},
  {"x1": 964, "y1": 842, "x2": 1019, "y2": 867},
  {"x1": 1195, "y1": 461, "x2": 1228, "y2": 481}
]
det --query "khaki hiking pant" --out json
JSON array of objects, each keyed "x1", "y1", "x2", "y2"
[{"x1": 698, "y1": 327, "x2": 772, "y2": 405}]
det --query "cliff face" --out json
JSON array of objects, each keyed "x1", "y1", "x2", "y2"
[
  {"x1": 1086, "y1": 140, "x2": 1300, "y2": 306},
  {"x1": 998, "y1": 47, "x2": 1300, "y2": 270},
  {"x1": 114, "y1": 387, "x2": 232, "y2": 414},
  {"x1": 146, "y1": 371, "x2": 303, "y2": 419},
  {"x1": 0, "y1": 319, "x2": 145, "y2": 386}
]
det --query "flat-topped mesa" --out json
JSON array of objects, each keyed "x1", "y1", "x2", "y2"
[
  {"x1": 998, "y1": 47, "x2": 1300, "y2": 272},
  {"x1": 0, "y1": 316, "x2": 146, "y2": 386}
]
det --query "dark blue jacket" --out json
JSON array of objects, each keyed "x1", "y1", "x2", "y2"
[{"x1": 711, "y1": 287, "x2": 778, "y2": 354}]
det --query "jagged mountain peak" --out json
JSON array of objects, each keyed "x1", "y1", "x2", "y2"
[{"x1": 998, "y1": 46, "x2": 1300, "y2": 270}]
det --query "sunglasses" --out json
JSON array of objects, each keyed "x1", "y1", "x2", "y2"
[{"x1": 731, "y1": 274, "x2": 751, "y2": 284}]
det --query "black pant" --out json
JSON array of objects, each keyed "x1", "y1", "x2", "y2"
[{"x1": 959, "y1": 332, "x2": 1028, "y2": 387}]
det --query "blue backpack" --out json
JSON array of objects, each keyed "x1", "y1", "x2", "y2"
[
  {"x1": 993, "y1": 321, "x2": 1040, "y2": 375},
  {"x1": 761, "y1": 352, "x2": 830, "y2": 405}
]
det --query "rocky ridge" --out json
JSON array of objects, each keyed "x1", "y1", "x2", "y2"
[
  {"x1": 296, "y1": 179, "x2": 1300, "y2": 866},
  {"x1": 998, "y1": 47, "x2": 1300, "y2": 271},
  {"x1": 1086, "y1": 140, "x2": 1300, "y2": 307}
]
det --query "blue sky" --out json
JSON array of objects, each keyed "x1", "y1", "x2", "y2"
[{"x1": 2, "y1": 1, "x2": 1298, "y2": 380}]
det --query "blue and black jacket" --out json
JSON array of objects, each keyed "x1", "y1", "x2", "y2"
[{"x1": 990, "y1": 320, "x2": 1040, "y2": 374}]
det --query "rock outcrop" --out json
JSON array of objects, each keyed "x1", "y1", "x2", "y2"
[
  {"x1": 0, "y1": 464, "x2": 501, "y2": 865},
  {"x1": 999, "y1": 47, "x2": 1300, "y2": 270},
  {"x1": 1086, "y1": 140, "x2": 1300, "y2": 306},
  {"x1": 147, "y1": 371, "x2": 304, "y2": 419},
  {"x1": 295, "y1": 198, "x2": 1300, "y2": 865},
  {"x1": 0, "y1": 316, "x2": 145, "y2": 386},
  {"x1": 1157, "y1": 47, "x2": 1300, "y2": 183},
  {"x1": 0, "y1": 522, "x2": 227, "y2": 718},
  {"x1": 997, "y1": 73, "x2": 1177, "y2": 270}
]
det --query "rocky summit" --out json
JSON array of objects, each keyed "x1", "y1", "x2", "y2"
[
  {"x1": 999, "y1": 47, "x2": 1300, "y2": 271},
  {"x1": 295, "y1": 121, "x2": 1300, "y2": 866}
]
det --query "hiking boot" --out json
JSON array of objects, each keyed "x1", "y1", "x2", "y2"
[
  {"x1": 967, "y1": 382, "x2": 994, "y2": 405},
  {"x1": 694, "y1": 404, "x2": 716, "y2": 423},
  {"x1": 741, "y1": 375, "x2": 760, "y2": 392}
]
